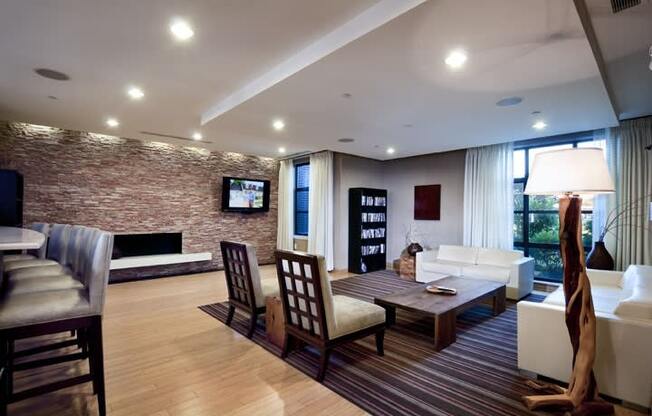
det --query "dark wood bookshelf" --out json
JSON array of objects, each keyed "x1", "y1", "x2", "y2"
[{"x1": 348, "y1": 188, "x2": 387, "y2": 274}]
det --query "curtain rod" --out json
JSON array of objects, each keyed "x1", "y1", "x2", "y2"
[{"x1": 276, "y1": 149, "x2": 328, "y2": 162}]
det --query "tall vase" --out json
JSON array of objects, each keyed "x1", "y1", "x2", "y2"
[{"x1": 586, "y1": 241, "x2": 614, "y2": 271}]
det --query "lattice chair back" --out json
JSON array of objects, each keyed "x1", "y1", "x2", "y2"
[
  {"x1": 221, "y1": 241, "x2": 257, "y2": 312},
  {"x1": 275, "y1": 250, "x2": 334, "y2": 342}
]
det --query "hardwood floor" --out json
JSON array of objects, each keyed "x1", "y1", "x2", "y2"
[{"x1": 8, "y1": 266, "x2": 646, "y2": 416}]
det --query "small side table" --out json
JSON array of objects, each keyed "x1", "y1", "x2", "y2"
[
  {"x1": 265, "y1": 296, "x2": 285, "y2": 348},
  {"x1": 399, "y1": 254, "x2": 416, "y2": 280}
]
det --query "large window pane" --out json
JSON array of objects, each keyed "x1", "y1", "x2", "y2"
[
  {"x1": 295, "y1": 190, "x2": 309, "y2": 212},
  {"x1": 514, "y1": 149, "x2": 525, "y2": 179},
  {"x1": 529, "y1": 213, "x2": 560, "y2": 244},
  {"x1": 514, "y1": 182, "x2": 524, "y2": 211},
  {"x1": 582, "y1": 213, "x2": 593, "y2": 248},
  {"x1": 528, "y1": 144, "x2": 573, "y2": 172},
  {"x1": 295, "y1": 212, "x2": 308, "y2": 236},
  {"x1": 528, "y1": 195, "x2": 558, "y2": 211},
  {"x1": 514, "y1": 213, "x2": 524, "y2": 243},
  {"x1": 296, "y1": 164, "x2": 310, "y2": 188},
  {"x1": 530, "y1": 247, "x2": 563, "y2": 281}
]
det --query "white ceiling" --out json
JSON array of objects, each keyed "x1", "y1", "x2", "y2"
[
  {"x1": 0, "y1": 0, "x2": 637, "y2": 160},
  {"x1": 585, "y1": 0, "x2": 652, "y2": 120}
]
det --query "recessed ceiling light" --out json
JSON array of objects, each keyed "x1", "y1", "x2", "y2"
[
  {"x1": 34, "y1": 68, "x2": 70, "y2": 81},
  {"x1": 170, "y1": 19, "x2": 194, "y2": 41},
  {"x1": 272, "y1": 119, "x2": 285, "y2": 131},
  {"x1": 342, "y1": 93, "x2": 352, "y2": 99},
  {"x1": 192, "y1": 132, "x2": 202, "y2": 141},
  {"x1": 496, "y1": 97, "x2": 523, "y2": 107},
  {"x1": 47, "y1": 95, "x2": 58, "y2": 100},
  {"x1": 127, "y1": 86, "x2": 145, "y2": 100},
  {"x1": 387, "y1": 147, "x2": 395, "y2": 155},
  {"x1": 444, "y1": 49, "x2": 468, "y2": 69},
  {"x1": 278, "y1": 147, "x2": 286, "y2": 154},
  {"x1": 402, "y1": 123, "x2": 413, "y2": 128},
  {"x1": 106, "y1": 117, "x2": 120, "y2": 128},
  {"x1": 532, "y1": 120, "x2": 547, "y2": 130},
  {"x1": 338, "y1": 138, "x2": 354, "y2": 143}
]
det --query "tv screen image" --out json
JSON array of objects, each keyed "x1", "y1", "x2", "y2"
[
  {"x1": 228, "y1": 179, "x2": 264, "y2": 209},
  {"x1": 221, "y1": 177, "x2": 271, "y2": 213}
]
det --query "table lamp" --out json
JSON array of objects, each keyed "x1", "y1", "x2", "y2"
[{"x1": 523, "y1": 148, "x2": 615, "y2": 415}]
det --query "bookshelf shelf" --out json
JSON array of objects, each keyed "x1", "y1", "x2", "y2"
[{"x1": 348, "y1": 187, "x2": 387, "y2": 274}]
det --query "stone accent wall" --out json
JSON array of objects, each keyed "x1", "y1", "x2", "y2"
[{"x1": 0, "y1": 121, "x2": 278, "y2": 279}]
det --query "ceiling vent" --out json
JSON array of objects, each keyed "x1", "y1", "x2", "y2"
[
  {"x1": 610, "y1": 0, "x2": 640, "y2": 13},
  {"x1": 140, "y1": 131, "x2": 213, "y2": 144}
]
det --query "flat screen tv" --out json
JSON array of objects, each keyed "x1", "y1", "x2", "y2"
[{"x1": 221, "y1": 177, "x2": 271, "y2": 213}]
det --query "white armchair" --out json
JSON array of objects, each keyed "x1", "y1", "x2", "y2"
[{"x1": 517, "y1": 265, "x2": 652, "y2": 408}]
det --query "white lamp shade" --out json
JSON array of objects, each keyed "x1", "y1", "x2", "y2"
[{"x1": 524, "y1": 148, "x2": 615, "y2": 196}]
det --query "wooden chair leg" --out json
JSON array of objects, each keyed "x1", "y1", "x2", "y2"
[
  {"x1": 89, "y1": 317, "x2": 106, "y2": 416},
  {"x1": 6, "y1": 340, "x2": 13, "y2": 397},
  {"x1": 316, "y1": 349, "x2": 331, "y2": 382},
  {"x1": 375, "y1": 330, "x2": 385, "y2": 356},
  {"x1": 246, "y1": 313, "x2": 257, "y2": 339},
  {"x1": 0, "y1": 339, "x2": 8, "y2": 416},
  {"x1": 225, "y1": 304, "x2": 236, "y2": 326},
  {"x1": 280, "y1": 333, "x2": 291, "y2": 358}
]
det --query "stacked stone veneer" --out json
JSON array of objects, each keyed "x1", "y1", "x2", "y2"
[{"x1": 0, "y1": 121, "x2": 278, "y2": 281}]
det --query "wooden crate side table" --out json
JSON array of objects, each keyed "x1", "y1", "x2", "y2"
[
  {"x1": 265, "y1": 296, "x2": 285, "y2": 348},
  {"x1": 399, "y1": 254, "x2": 416, "y2": 280}
]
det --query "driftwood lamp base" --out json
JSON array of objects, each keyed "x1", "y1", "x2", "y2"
[{"x1": 522, "y1": 196, "x2": 614, "y2": 416}]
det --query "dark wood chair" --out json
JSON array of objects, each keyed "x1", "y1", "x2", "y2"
[
  {"x1": 220, "y1": 241, "x2": 279, "y2": 338},
  {"x1": 274, "y1": 250, "x2": 386, "y2": 381}
]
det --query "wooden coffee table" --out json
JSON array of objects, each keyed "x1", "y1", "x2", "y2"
[{"x1": 374, "y1": 276, "x2": 506, "y2": 351}]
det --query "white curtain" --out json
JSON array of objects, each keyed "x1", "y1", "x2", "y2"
[
  {"x1": 463, "y1": 142, "x2": 514, "y2": 250},
  {"x1": 602, "y1": 118, "x2": 652, "y2": 270},
  {"x1": 308, "y1": 151, "x2": 334, "y2": 271},
  {"x1": 276, "y1": 159, "x2": 294, "y2": 251},
  {"x1": 590, "y1": 130, "x2": 609, "y2": 243}
]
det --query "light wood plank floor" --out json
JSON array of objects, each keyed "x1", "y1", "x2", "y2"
[{"x1": 8, "y1": 266, "x2": 646, "y2": 416}]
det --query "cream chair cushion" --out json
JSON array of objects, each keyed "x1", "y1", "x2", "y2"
[
  {"x1": 315, "y1": 256, "x2": 385, "y2": 340},
  {"x1": 3, "y1": 259, "x2": 60, "y2": 273},
  {"x1": 330, "y1": 295, "x2": 386, "y2": 339},
  {"x1": 244, "y1": 244, "x2": 279, "y2": 308},
  {"x1": 2, "y1": 254, "x2": 37, "y2": 262},
  {"x1": 6, "y1": 274, "x2": 84, "y2": 295}
]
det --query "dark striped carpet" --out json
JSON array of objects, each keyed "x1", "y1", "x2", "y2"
[{"x1": 199, "y1": 270, "x2": 548, "y2": 416}]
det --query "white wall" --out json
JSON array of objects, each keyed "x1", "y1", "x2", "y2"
[
  {"x1": 383, "y1": 150, "x2": 466, "y2": 261},
  {"x1": 333, "y1": 153, "x2": 384, "y2": 270},
  {"x1": 332, "y1": 150, "x2": 465, "y2": 270}
]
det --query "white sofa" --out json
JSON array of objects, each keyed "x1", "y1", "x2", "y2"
[
  {"x1": 518, "y1": 265, "x2": 652, "y2": 408},
  {"x1": 415, "y1": 245, "x2": 534, "y2": 300}
]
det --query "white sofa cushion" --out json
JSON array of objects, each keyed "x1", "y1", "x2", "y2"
[
  {"x1": 422, "y1": 260, "x2": 466, "y2": 276},
  {"x1": 462, "y1": 264, "x2": 510, "y2": 283},
  {"x1": 543, "y1": 286, "x2": 623, "y2": 314},
  {"x1": 615, "y1": 265, "x2": 652, "y2": 320},
  {"x1": 477, "y1": 248, "x2": 523, "y2": 268},
  {"x1": 437, "y1": 245, "x2": 478, "y2": 264}
]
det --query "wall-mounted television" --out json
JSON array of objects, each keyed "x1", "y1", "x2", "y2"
[{"x1": 221, "y1": 177, "x2": 271, "y2": 213}]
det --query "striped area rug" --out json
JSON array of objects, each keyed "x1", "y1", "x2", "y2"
[{"x1": 199, "y1": 270, "x2": 547, "y2": 416}]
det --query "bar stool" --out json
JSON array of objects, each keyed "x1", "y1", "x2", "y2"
[
  {"x1": 1, "y1": 224, "x2": 70, "y2": 274},
  {"x1": 0, "y1": 228, "x2": 113, "y2": 416}
]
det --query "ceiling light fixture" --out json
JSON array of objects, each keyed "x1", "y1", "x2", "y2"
[
  {"x1": 444, "y1": 49, "x2": 468, "y2": 69},
  {"x1": 532, "y1": 120, "x2": 547, "y2": 130},
  {"x1": 127, "y1": 86, "x2": 145, "y2": 100},
  {"x1": 106, "y1": 117, "x2": 120, "y2": 128},
  {"x1": 496, "y1": 97, "x2": 523, "y2": 107},
  {"x1": 272, "y1": 119, "x2": 285, "y2": 131},
  {"x1": 387, "y1": 147, "x2": 395, "y2": 155},
  {"x1": 170, "y1": 19, "x2": 194, "y2": 41},
  {"x1": 338, "y1": 138, "x2": 355, "y2": 143},
  {"x1": 278, "y1": 147, "x2": 286, "y2": 154},
  {"x1": 192, "y1": 132, "x2": 202, "y2": 141},
  {"x1": 34, "y1": 68, "x2": 70, "y2": 81}
]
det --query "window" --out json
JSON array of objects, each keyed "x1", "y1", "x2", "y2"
[
  {"x1": 294, "y1": 163, "x2": 310, "y2": 236},
  {"x1": 513, "y1": 136, "x2": 605, "y2": 282}
]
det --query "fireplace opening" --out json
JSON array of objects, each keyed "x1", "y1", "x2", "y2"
[{"x1": 112, "y1": 232, "x2": 182, "y2": 259}]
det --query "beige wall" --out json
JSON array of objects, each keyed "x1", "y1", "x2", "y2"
[
  {"x1": 333, "y1": 153, "x2": 384, "y2": 270},
  {"x1": 332, "y1": 150, "x2": 465, "y2": 270}
]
